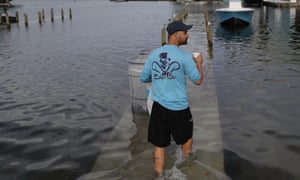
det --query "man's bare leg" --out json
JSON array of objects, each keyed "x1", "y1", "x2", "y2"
[
  {"x1": 153, "y1": 146, "x2": 165, "y2": 176},
  {"x1": 181, "y1": 138, "x2": 193, "y2": 157}
]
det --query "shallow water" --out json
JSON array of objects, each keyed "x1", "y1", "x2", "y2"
[
  {"x1": 212, "y1": 6, "x2": 300, "y2": 180},
  {"x1": 1, "y1": 1, "x2": 180, "y2": 179},
  {"x1": 1, "y1": 0, "x2": 300, "y2": 180}
]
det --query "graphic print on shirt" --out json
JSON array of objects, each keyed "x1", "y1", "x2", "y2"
[{"x1": 152, "y1": 52, "x2": 180, "y2": 80}]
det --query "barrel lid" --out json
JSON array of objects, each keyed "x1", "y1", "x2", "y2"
[
  {"x1": 127, "y1": 49, "x2": 151, "y2": 64},
  {"x1": 139, "y1": 48, "x2": 151, "y2": 55}
]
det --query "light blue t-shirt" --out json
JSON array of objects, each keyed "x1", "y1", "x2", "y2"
[{"x1": 140, "y1": 45, "x2": 200, "y2": 110}]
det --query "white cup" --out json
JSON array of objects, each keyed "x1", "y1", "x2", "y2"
[{"x1": 192, "y1": 52, "x2": 201, "y2": 58}]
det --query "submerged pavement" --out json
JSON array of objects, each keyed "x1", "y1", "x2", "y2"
[{"x1": 77, "y1": 50, "x2": 230, "y2": 180}]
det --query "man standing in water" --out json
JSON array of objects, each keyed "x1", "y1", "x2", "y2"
[{"x1": 140, "y1": 20, "x2": 204, "y2": 177}]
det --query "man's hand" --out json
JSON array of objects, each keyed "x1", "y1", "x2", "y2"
[
  {"x1": 192, "y1": 52, "x2": 204, "y2": 86},
  {"x1": 192, "y1": 52, "x2": 203, "y2": 65}
]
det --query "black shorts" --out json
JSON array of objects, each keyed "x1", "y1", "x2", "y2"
[{"x1": 148, "y1": 102, "x2": 193, "y2": 147}]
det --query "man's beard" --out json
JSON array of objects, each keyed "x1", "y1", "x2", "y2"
[{"x1": 179, "y1": 39, "x2": 188, "y2": 45}]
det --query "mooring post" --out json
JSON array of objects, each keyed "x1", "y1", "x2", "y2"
[
  {"x1": 204, "y1": 10, "x2": 213, "y2": 56},
  {"x1": 175, "y1": 12, "x2": 182, "y2": 21},
  {"x1": 184, "y1": 3, "x2": 189, "y2": 18},
  {"x1": 42, "y1": 9, "x2": 45, "y2": 20},
  {"x1": 24, "y1": 13, "x2": 28, "y2": 27},
  {"x1": 69, "y1": 8, "x2": 72, "y2": 20},
  {"x1": 6, "y1": 15, "x2": 10, "y2": 29},
  {"x1": 38, "y1": 11, "x2": 42, "y2": 25},
  {"x1": 61, "y1": 8, "x2": 64, "y2": 21},
  {"x1": 161, "y1": 24, "x2": 166, "y2": 46},
  {"x1": 15, "y1": 11, "x2": 19, "y2": 23},
  {"x1": 50, "y1": 8, "x2": 54, "y2": 22}
]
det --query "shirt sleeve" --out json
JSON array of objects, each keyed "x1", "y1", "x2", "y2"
[{"x1": 184, "y1": 54, "x2": 200, "y2": 83}]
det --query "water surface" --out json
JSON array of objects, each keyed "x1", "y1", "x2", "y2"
[{"x1": 0, "y1": 1, "x2": 299, "y2": 180}]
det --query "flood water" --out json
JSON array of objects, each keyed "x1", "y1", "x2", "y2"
[
  {"x1": 0, "y1": 0, "x2": 299, "y2": 180},
  {"x1": 212, "y1": 5, "x2": 300, "y2": 180}
]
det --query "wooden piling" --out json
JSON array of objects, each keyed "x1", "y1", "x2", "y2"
[
  {"x1": 24, "y1": 13, "x2": 28, "y2": 27},
  {"x1": 15, "y1": 11, "x2": 19, "y2": 23},
  {"x1": 183, "y1": 3, "x2": 189, "y2": 19},
  {"x1": 6, "y1": 15, "x2": 10, "y2": 29},
  {"x1": 38, "y1": 11, "x2": 42, "y2": 24},
  {"x1": 42, "y1": 9, "x2": 45, "y2": 20},
  {"x1": 161, "y1": 24, "x2": 166, "y2": 46},
  {"x1": 50, "y1": 8, "x2": 54, "y2": 22},
  {"x1": 61, "y1": 8, "x2": 64, "y2": 21},
  {"x1": 204, "y1": 10, "x2": 213, "y2": 55},
  {"x1": 69, "y1": 8, "x2": 72, "y2": 19},
  {"x1": 175, "y1": 12, "x2": 182, "y2": 21}
]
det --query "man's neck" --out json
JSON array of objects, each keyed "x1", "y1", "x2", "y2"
[{"x1": 167, "y1": 41, "x2": 179, "y2": 46}]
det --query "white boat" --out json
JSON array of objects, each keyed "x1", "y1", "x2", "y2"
[{"x1": 216, "y1": 0, "x2": 255, "y2": 25}]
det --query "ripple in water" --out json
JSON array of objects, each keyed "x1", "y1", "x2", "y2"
[{"x1": 0, "y1": 96, "x2": 121, "y2": 180}]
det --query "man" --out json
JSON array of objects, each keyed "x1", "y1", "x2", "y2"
[{"x1": 140, "y1": 20, "x2": 204, "y2": 177}]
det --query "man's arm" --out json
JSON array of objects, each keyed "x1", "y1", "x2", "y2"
[{"x1": 193, "y1": 53, "x2": 204, "y2": 86}]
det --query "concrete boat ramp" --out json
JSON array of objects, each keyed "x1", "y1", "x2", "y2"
[
  {"x1": 77, "y1": 48, "x2": 230, "y2": 179},
  {"x1": 77, "y1": 77, "x2": 230, "y2": 180},
  {"x1": 76, "y1": 8, "x2": 230, "y2": 178}
]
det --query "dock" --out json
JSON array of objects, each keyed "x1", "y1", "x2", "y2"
[
  {"x1": 1, "y1": 15, "x2": 17, "y2": 23},
  {"x1": 0, "y1": 0, "x2": 13, "y2": 8},
  {"x1": 0, "y1": 3, "x2": 10, "y2": 8},
  {"x1": 263, "y1": 0, "x2": 300, "y2": 7}
]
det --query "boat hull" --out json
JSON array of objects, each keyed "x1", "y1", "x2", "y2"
[
  {"x1": 216, "y1": 8, "x2": 255, "y2": 25},
  {"x1": 243, "y1": 0, "x2": 263, "y2": 6}
]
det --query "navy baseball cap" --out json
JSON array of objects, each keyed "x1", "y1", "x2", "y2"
[{"x1": 167, "y1": 20, "x2": 193, "y2": 35}]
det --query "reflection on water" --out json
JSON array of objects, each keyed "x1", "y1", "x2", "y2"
[
  {"x1": 223, "y1": 150, "x2": 296, "y2": 180},
  {"x1": 213, "y1": 5, "x2": 300, "y2": 180},
  {"x1": 215, "y1": 25, "x2": 253, "y2": 41},
  {"x1": 217, "y1": 23, "x2": 254, "y2": 33},
  {"x1": 1, "y1": 0, "x2": 179, "y2": 180},
  {"x1": 0, "y1": 97, "x2": 117, "y2": 180}
]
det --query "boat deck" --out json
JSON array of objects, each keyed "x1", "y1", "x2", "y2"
[{"x1": 216, "y1": 8, "x2": 255, "y2": 12}]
